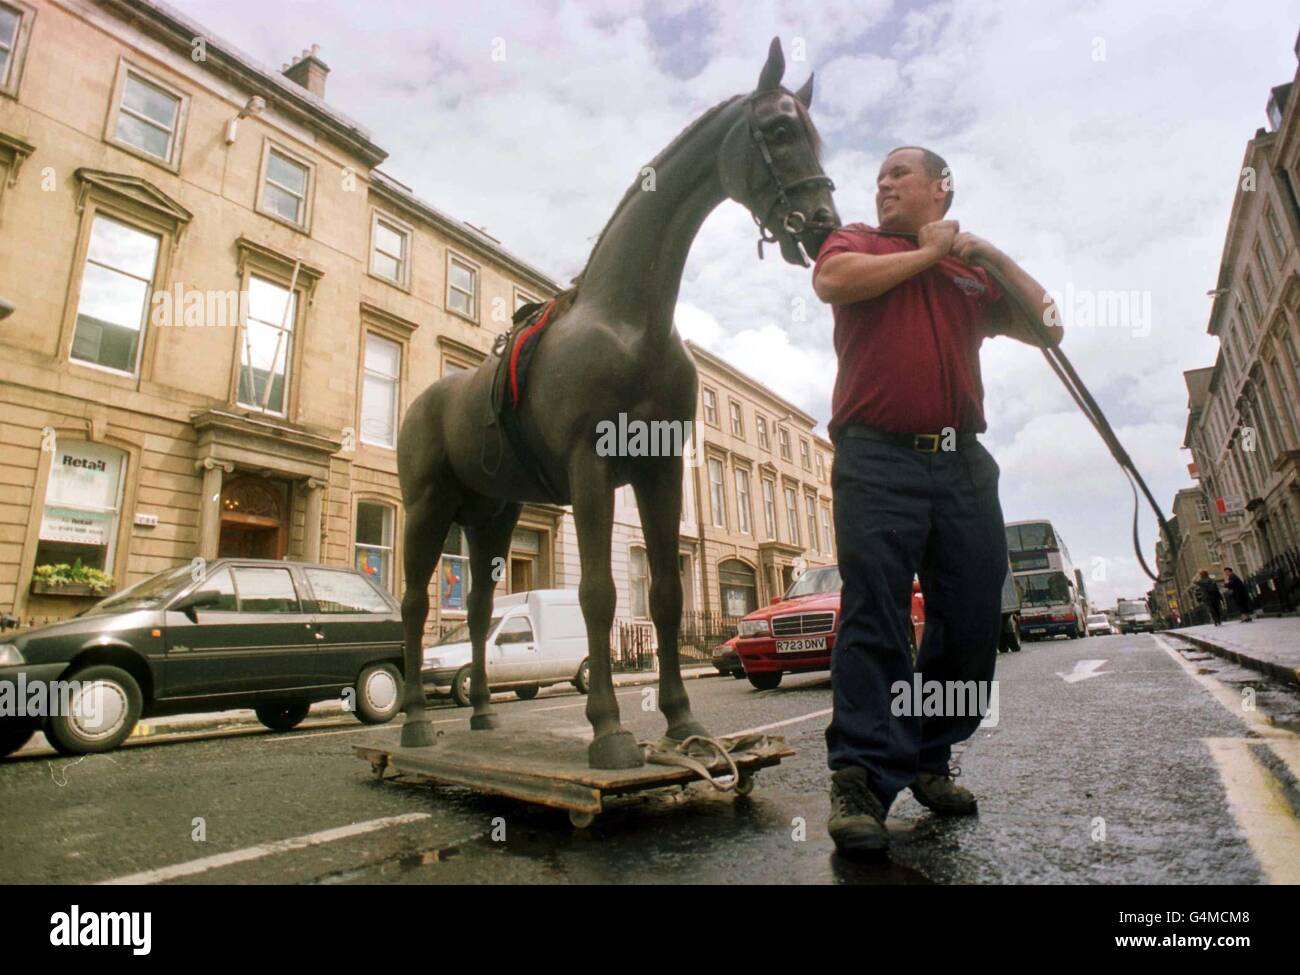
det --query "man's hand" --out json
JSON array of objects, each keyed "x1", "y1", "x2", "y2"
[
  {"x1": 951, "y1": 231, "x2": 1000, "y2": 265},
  {"x1": 918, "y1": 220, "x2": 959, "y2": 259}
]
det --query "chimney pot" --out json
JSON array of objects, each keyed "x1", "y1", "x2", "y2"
[{"x1": 282, "y1": 45, "x2": 330, "y2": 99}]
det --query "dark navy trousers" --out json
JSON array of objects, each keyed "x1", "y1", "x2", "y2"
[{"x1": 826, "y1": 435, "x2": 1008, "y2": 807}]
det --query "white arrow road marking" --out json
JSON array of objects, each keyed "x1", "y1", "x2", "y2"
[{"x1": 1056, "y1": 658, "x2": 1111, "y2": 683}]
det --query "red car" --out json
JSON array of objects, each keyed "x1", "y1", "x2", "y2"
[{"x1": 734, "y1": 566, "x2": 924, "y2": 690}]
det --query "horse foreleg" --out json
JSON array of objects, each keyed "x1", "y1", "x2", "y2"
[
  {"x1": 465, "y1": 506, "x2": 521, "y2": 731},
  {"x1": 571, "y1": 456, "x2": 644, "y2": 769},
  {"x1": 633, "y1": 458, "x2": 709, "y2": 743}
]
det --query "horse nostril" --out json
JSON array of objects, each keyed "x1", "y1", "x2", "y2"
[{"x1": 814, "y1": 206, "x2": 835, "y2": 225}]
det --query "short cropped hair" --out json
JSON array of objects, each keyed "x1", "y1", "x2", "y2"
[{"x1": 888, "y1": 145, "x2": 953, "y2": 215}]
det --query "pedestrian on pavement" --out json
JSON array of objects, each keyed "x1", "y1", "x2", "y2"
[
  {"x1": 811, "y1": 146, "x2": 1064, "y2": 856},
  {"x1": 1223, "y1": 566, "x2": 1253, "y2": 622},
  {"x1": 1195, "y1": 570, "x2": 1223, "y2": 626}
]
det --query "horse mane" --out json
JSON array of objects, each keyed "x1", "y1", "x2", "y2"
[{"x1": 569, "y1": 94, "x2": 747, "y2": 289}]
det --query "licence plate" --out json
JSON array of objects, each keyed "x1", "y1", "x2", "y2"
[{"x1": 775, "y1": 636, "x2": 827, "y2": 654}]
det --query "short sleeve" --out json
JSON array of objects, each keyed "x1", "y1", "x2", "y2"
[
  {"x1": 973, "y1": 264, "x2": 1006, "y2": 337},
  {"x1": 812, "y1": 225, "x2": 889, "y2": 281}
]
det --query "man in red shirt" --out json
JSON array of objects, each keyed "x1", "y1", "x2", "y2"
[{"x1": 812, "y1": 146, "x2": 1062, "y2": 856}]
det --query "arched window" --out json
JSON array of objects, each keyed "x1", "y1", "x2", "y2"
[{"x1": 718, "y1": 559, "x2": 757, "y2": 617}]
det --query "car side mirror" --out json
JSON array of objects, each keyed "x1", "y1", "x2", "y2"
[{"x1": 176, "y1": 590, "x2": 222, "y2": 623}]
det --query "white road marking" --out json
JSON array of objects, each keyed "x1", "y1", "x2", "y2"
[
  {"x1": 1056, "y1": 658, "x2": 1110, "y2": 683},
  {"x1": 97, "y1": 813, "x2": 432, "y2": 885},
  {"x1": 1153, "y1": 635, "x2": 1291, "y2": 741},
  {"x1": 732, "y1": 707, "x2": 833, "y2": 736}
]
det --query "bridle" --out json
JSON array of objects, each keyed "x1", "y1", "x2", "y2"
[{"x1": 740, "y1": 96, "x2": 836, "y2": 265}]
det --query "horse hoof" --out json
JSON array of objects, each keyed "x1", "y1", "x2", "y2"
[
  {"x1": 401, "y1": 718, "x2": 436, "y2": 748},
  {"x1": 469, "y1": 712, "x2": 500, "y2": 731},
  {"x1": 588, "y1": 729, "x2": 644, "y2": 769}
]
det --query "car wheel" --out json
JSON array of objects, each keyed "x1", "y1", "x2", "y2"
[
  {"x1": 254, "y1": 700, "x2": 311, "y2": 731},
  {"x1": 515, "y1": 685, "x2": 540, "y2": 701},
  {"x1": 44, "y1": 665, "x2": 142, "y2": 755},
  {"x1": 354, "y1": 663, "x2": 403, "y2": 724},
  {"x1": 0, "y1": 718, "x2": 39, "y2": 758},
  {"x1": 573, "y1": 659, "x2": 590, "y2": 695},
  {"x1": 748, "y1": 672, "x2": 782, "y2": 691},
  {"x1": 733, "y1": 668, "x2": 746, "y2": 679},
  {"x1": 452, "y1": 666, "x2": 473, "y2": 707}
]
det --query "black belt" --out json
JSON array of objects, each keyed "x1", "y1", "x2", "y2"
[{"x1": 837, "y1": 423, "x2": 977, "y2": 453}]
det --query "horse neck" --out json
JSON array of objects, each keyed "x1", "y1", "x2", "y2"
[{"x1": 579, "y1": 100, "x2": 742, "y2": 341}]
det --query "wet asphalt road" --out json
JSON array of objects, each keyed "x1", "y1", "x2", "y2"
[{"x1": 2, "y1": 632, "x2": 1294, "y2": 884}]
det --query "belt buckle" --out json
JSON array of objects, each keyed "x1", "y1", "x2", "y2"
[{"x1": 913, "y1": 433, "x2": 941, "y2": 453}]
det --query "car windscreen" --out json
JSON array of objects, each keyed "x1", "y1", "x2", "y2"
[
  {"x1": 1087, "y1": 614, "x2": 1107, "y2": 624},
  {"x1": 1118, "y1": 601, "x2": 1148, "y2": 617},
  {"x1": 83, "y1": 563, "x2": 194, "y2": 614},
  {"x1": 784, "y1": 566, "x2": 842, "y2": 598},
  {"x1": 435, "y1": 617, "x2": 502, "y2": 646}
]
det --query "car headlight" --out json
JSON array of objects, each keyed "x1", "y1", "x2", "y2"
[
  {"x1": 738, "y1": 619, "x2": 770, "y2": 638},
  {"x1": 0, "y1": 644, "x2": 23, "y2": 666}
]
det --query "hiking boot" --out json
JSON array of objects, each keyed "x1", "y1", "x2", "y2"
[
  {"x1": 828, "y1": 766, "x2": 889, "y2": 855},
  {"x1": 911, "y1": 767, "x2": 978, "y2": 815}
]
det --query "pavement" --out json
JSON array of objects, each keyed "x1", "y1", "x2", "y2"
[
  {"x1": 12, "y1": 662, "x2": 724, "y2": 756},
  {"x1": 1166, "y1": 616, "x2": 1300, "y2": 687}
]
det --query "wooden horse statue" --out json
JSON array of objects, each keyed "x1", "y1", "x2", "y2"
[{"x1": 397, "y1": 37, "x2": 839, "y2": 768}]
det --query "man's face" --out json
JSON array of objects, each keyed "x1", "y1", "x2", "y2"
[{"x1": 876, "y1": 149, "x2": 946, "y2": 231}]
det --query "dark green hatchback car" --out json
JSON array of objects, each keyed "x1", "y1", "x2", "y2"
[{"x1": 0, "y1": 559, "x2": 405, "y2": 757}]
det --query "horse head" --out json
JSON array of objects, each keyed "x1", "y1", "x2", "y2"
[{"x1": 718, "y1": 37, "x2": 840, "y2": 266}]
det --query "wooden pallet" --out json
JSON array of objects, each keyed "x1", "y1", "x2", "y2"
[{"x1": 355, "y1": 729, "x2": 795, "y2": 828}]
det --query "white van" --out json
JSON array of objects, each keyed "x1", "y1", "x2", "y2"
[{"x1": 421, "y1": 589, "x2": 591, "y2": 705}]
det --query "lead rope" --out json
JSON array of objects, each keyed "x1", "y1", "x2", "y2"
[{"x1": 639, "y1": 735, "x2": 747, "y2": 791}]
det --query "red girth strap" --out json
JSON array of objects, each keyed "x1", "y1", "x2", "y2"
[{"x1": 509, "y1": 300, "x2": 554, "y2": 409}]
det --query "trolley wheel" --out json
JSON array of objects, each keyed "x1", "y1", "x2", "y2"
[
  {"x1": 568, "y1": 809, "x2": 596, "y2": 829},
  {"x1": 369, "y1": 756, "x2": 388, "y2": 779},
  {"x1": 734, "y1": 772, "x2": 756, "y2": 796}
]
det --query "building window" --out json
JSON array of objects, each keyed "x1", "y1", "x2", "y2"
[
  {"x1": 1271, "y1": 358, "x2": 1299, "y2": 448},
  {"x1": 702, "y1": 387, "x2": 718, "y2": 426},
  {"x1": 756, "y1": 415, "x2": 769, "y2": 450},
  {"x1": 0, "y1": 1, "x2": 35, "y2": 98},
  {"x1": 629, "y1": 546, "x2": 649, "y2": 619},
  {"x1": 354, "y1": 501, "x2": 394, "y2": 591},
  {"x1": 1244, "y1": 271, "x2": 1263, "y2": 324},
  {"x1": 816, "y1": 452, "x2": 826, "y2": 482},
  {"x1": 1266, "y1": 204, "x2": 1287, "y2": 261},
  {"x1": 734, "y1": 468, "x2": 752, "y2": 534},
  {"x1": 1255, "y1": 240, "x2": 1275, "y2": 293},
  {"x1": 440, "y1": 524, "x2": 469, "y2": 613},
  {"x1": 800, "y1": 438, "x2": 812, "y2": 470},
  {"x1": 112, "y1": 69, "x2": 183, "y2": 166},
  {"x1": 361, "y1": 332, "x2": 401, "y2": 447},
  {"x1": 260, "y1": 145, "x2": 311, "y2": 227},
  {"x1": 820, "y1": 503, "x2": 833, "y2": 555},
  {"x1": 762, "y1": 477, "x2": 777, "y2": 540},
  {"x1": 1195, "y1": 497, "x2": 1209, "y2": 523},
  {"x1": 805, "y1": 494, "x2": 818, "y2": 553},
  {"x1": 784, "y1": 485, "x2": 800, "y2": 546},
  {"x1": 707, "y1": 457, "x2": 727, "y2": 529},
  {"x1": 729, "y1": 400, "x2": 745, "y2": 438},
  {"x1": 446, "y1": 254, "x2": 478, "y2": 320},
  {"x1": 237, "y1": 275, "x2": 297, "y2": 415},
  {"x1": 719, "y1": 559, "x2": 758, "y2": 616},
  {"x1": 70, "y1": 214, "x2": 160, "y2": 375},
  {"x1": 778, "y1": 427, "x2": 792, "y2": 461},
  {"x1": 370, "y1": 214, "x2": 410, "y2": 287},
  {"x1": 1286, "y1": 334, "x2": 1300, "y2": 389},
  {"x1": 35, "y1": 441, "x2": 126, "y2": 578}
]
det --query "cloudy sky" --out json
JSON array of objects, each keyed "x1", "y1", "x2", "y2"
[{"x1": 177, "y1": 0, "x2": 1298, "y2": 608}]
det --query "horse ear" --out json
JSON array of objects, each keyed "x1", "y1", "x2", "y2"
[
  {"x1": 794, "y1": 72, "x2": 814, "y2": 108},
  {"x1": 757, "y1": 36, "x2": 784, "y2": 90}
]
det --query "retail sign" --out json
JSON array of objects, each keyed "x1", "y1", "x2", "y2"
[
  {"x1": 1215, "y1": 496, "x2": 1244, "y2": 515},
  {"x1": 39, "y1": 507, "x2": 113, "y2": 545},
  {"x1": 47, "y1": 442, "x2": 124, "y2": 511}
]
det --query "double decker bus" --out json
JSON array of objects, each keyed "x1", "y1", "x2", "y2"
[{"x1": 1004, "y1": 519, "x2": 1089, "y2": 640}]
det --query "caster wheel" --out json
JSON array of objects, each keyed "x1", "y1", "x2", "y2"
[
  {"x1": 735, "y1": 773, "x2": 756, "y2": 796},
  {"x1": 568, "y1": 809, "x2": 596, "y2": 829}
]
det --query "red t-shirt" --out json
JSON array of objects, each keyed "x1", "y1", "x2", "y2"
[{"x1": 815, "y1": 223, "x2": 1003, "y2": 440}]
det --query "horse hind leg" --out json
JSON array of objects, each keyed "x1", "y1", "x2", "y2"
[
  {"x1": 464, "y1": 504, "x2": 522, "y2": 731},
  {"x1": 399, "y1": 493, "x2": 458, "y2": 748}
]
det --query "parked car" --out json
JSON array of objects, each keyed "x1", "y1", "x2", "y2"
[
  {"x1": 0, "y1": 559, "x2": 405, "y2": 758},
  {"x1": 422, "y1": 589, "x2": 590, "y2": 705},
  {"x1": 1085, "y1": 612, "x2": 1114, "y2": 637},
  {"x1": 711, "y1": 635, "x2": 744, "y2": 678},
  {"x1": 733, "y1": 566, "x2": 925, "y2": 690}
]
